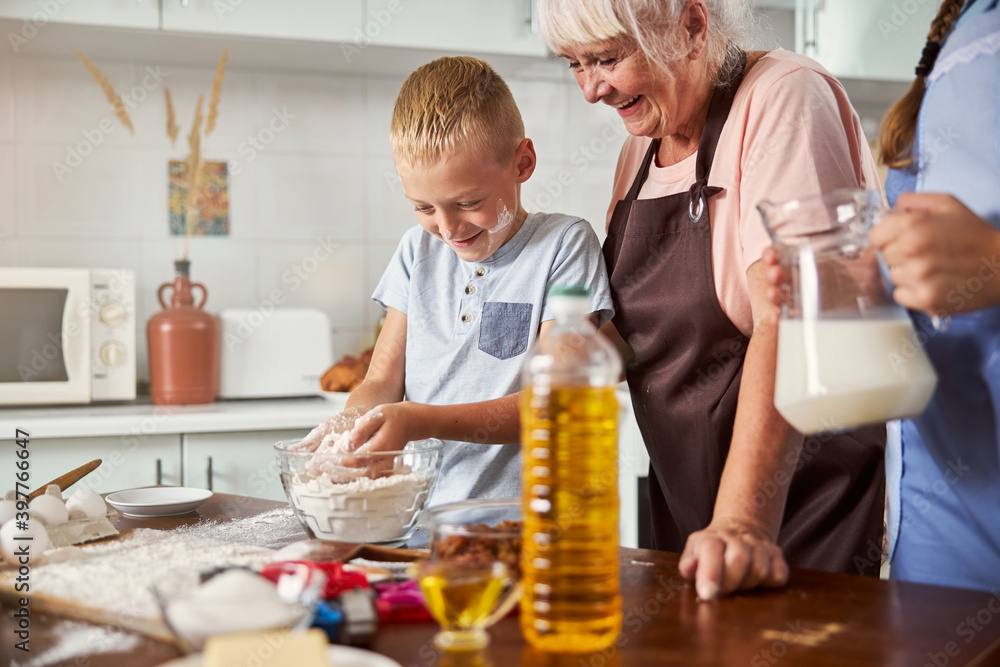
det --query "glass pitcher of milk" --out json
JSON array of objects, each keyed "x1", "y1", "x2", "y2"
[{"x1": 758, "y1": 189, "x2": 937, "y2": 435}]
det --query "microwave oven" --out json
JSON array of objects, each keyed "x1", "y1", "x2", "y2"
[{"x1": 0, "y1": 268, "x2": 136, "y2": 405}]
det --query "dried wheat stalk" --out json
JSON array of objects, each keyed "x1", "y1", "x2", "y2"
[
  {"x1": 164, "y1": 87, "x2": 179, "y2": 147},
  {"x1": 73, "y1": 49, "x2": 134, "y2": 135},
  {"x1": 205, "y1": 47, "x2": 228, "y2": 136},
  {"x1": 183, "y1": 95, "x2": 205, "y2": 259}
]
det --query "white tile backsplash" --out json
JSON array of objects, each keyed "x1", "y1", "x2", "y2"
[
  {"x1": 256, "y1": 153, "x2": 365, "y2": 242},
  {"x1": 257, "y1": 240, "x2": 368, "y2": 331},
  {"x1": 508, "y1": 79, "x2": 569, "y2": 163},
  {"x1": 15, "y1": 58, "x2": 137, "y2": 147},
  {"x1": 0, "y1": 238, "x2": 15, "y2": 265},
  {"x1": 255, "y1": 72, "x2": 366, "y2": 155},
  {"x1": 0, "y1": 144, "x2": 13, "y2": 241},
  {"x1": 365, "y1": 76, "x2": 405, "y2": 157},
  {"x1": 0, "y1": 57, "x2": 13, "y2": 141},
  {"x1": 366, "y1": 157, "x2": 417, "y2": 243},
  {"x1": 17, "y1": 145, "x2": 148, "y2": 237}
]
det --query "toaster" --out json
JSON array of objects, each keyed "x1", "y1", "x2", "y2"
[{"x1": 218, "y1": 308, "x2": 332, "y2": 399}]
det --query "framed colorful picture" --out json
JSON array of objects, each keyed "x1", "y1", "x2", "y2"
[{"x1": 168, "y1": 160, "x2": 230, "y2": 236}]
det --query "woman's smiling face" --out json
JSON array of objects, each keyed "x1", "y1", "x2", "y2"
[{"x1": 559, "y1": 38, "x2": 709, "y2": 140}]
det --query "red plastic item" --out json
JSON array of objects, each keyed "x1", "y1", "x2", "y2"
[
  {"x1": 262, "y1": 561, "x2": 370, "y2": 599},
  {"x1": 373, "y1": 580, "x2": 432, "y2": 623},
  {"x1": 147, "y1": 259, "x2": 219, "y2": 405}
]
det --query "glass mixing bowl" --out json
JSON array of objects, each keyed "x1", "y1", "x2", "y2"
[{"x1": 274, "y1": 438, "x2": 444, "y2": 546}]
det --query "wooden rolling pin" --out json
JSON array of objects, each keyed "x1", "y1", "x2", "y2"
[{"x1": 27, "y1": 459, "x2": 102, "y2": 500}]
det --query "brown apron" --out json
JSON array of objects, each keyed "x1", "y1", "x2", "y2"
[{"x1": 604, "y1": 50, "x2": 885, "y2": 574}]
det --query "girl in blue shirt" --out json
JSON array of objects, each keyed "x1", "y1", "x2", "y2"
[{"x1": 869, "y1": 0, "x2": 1000, "y2": 591}]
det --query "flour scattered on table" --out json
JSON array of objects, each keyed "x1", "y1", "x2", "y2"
[
  {"x1": 9, "y1": 508, "x2": 302, "y2": 625},
  {"x1": 11, "y1": 619, "x2": 141, "y2": 667}
]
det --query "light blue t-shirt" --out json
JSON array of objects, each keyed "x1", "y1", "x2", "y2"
[
  {"x1": 885, "y1": 0, "x2": 1000, "y2": 591},
  {"x1": 372, "y1": 211, "x2": 614, "y2": 508}
]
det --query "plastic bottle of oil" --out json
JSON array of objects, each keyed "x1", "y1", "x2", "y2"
[{"x1": 520, "y1": 285, "x2": 622, "y2": 652}]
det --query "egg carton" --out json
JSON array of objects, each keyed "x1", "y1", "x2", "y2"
[{"x1": 4, "y1": 487, "x2": 120, "y2": 549}]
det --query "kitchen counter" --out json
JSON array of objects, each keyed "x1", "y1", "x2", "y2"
[
  {"x1": 5, "y1": 492, "x2": 999, "y2": 666},
  {"x1": 0, "y1": 394, "x2": 349, "y2": 439}
]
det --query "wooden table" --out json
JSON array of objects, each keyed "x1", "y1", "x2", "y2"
[{"x1": 2, "y1": 493, "x2": 999, "y2": 666}]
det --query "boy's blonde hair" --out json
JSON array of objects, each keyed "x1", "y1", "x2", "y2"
[{"x1": 390, "y1": 56, "x2": 525, "y2": 167}]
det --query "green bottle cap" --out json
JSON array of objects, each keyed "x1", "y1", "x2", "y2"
[{"x1": 548, "y1": 284, "x2": 590, "y2": 298}]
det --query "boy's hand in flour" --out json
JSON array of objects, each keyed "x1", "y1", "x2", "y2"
[
  {"x1": 347, "y1": 402, "x2": 423, "y2": 454},
  {"x1": 294, "y1": 407, "x2": 368, "y2": 452}
]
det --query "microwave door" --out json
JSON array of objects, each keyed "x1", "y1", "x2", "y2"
[{"x1": 0, "y1": 269, "x2": 91, "y2": 404}]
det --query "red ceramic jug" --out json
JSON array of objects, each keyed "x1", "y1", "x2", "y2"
[{"x1": 147, "y1": 259, "x2": 219, "y2": 405}]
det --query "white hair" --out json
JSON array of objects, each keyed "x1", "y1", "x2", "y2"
[{"x1": 538, "y1": 0, "x2": 753, "y2": 83}]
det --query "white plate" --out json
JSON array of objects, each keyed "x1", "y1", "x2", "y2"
[
  {"x1": 105, "y1": 487, "x2": 213, "y2": 518},
  {"x1": 159, "y1": 644, "x2": 402, "y2": 667}
]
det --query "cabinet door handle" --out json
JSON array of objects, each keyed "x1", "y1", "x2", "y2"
[
  {"x1": 207, "y1": 456, "x2": 214, "y2": 491},
  {"x1": 155, "y1": 458, "x2": 162, "y2": 485},
  {"x1": 527, "y1": 0, "x2": 539, "y2": 35}
]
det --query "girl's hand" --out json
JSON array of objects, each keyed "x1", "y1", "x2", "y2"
[{"x1": 870, "y1": 193, "x2": 1000, "y2": 316}]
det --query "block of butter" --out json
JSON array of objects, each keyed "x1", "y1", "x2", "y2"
[{"x1": 203, "y1": 628, "x2": 331, "y2": 667}]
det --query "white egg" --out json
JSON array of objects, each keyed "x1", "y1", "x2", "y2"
[
  {"x1": 66, "y1": 488, "x2": 107, "y2": 519},
  {"x1": 0, "y1": 499, "x2": 17, "y2": 526},
  {"x1": 0, "y1": 517, "x2": 50, "y2": 562},
  {"x1": 29, "y1": 494, "x2": 69, "y2": 525}
]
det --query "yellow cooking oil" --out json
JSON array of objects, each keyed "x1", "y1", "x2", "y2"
[
  {"x1": 419, "y1": 564, "x2": 509, "y2": 630},
  {"x1": 520, "y1": 384, "x2": 621, "y2": 652}
]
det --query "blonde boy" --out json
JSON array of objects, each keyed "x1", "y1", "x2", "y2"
[{"x1": 330, "y1": 57, "x2": 613, "y2": 506}]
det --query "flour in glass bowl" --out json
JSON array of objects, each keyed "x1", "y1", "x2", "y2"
[{"x1": 287, "y1": 469, "x2": 430, "y2": 543}]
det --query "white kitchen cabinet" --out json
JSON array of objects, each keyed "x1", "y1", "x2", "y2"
[
  {"x1": 160, "y1": 0, "x2": 364, "y2": 43},
  {"x1": 0, "y1": 434, "x2": 182, "y2": 497},
  {"x1": 0, "y1": 0, "x2": 159, "y2": 31},
  {"x1": 810, "y1": 0, "x2": 938, "y2": 82},
  {"x1": 182, "y1": 429, "x2": 310, "y2": 502},
  {"x1": 364, "y1": 0, "x2": 547, "y2": 57}
]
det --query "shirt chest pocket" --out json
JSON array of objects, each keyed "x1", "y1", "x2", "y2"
[{"x1": 478, "y1": 302, "x2": 533, "y2": 361}]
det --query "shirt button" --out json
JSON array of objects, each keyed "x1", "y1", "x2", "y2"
[
  {"x1": 461, "y1": 314, "x2": 472, "y2": 323},
  {"x1": 465, "y1": 285, "x2": 476, "y2": 295},
  {"x1": 475, "y1": 267, "x2": 486, "y2": 276}
]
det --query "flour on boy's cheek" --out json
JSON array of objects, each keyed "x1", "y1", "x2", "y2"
[{"x1": 490, "y1": 199, "x2": 514, "y2": 236}]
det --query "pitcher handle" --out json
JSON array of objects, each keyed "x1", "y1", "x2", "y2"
[
  {"x1": 191, "y1": 282, "x2": 208, "y2": 309},
  {"x1": 481, "y1": 579, "x2": 523, "y2": 628},
  {"x1": 157, "y1": 283, "x2": 172, "y2": 310}
]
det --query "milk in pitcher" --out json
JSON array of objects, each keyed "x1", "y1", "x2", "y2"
[{"x1": 774, "y1": 318, "x2": 938, "y2": 434}]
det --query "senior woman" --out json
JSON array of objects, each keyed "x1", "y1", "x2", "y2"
[{"x1": 537, "y1": 0, "x2": 887, "y2": 599}]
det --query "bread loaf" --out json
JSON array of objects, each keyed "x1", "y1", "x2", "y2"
[{"x1": 320, "y1": 347, "x2": 374, "y2": 392}]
